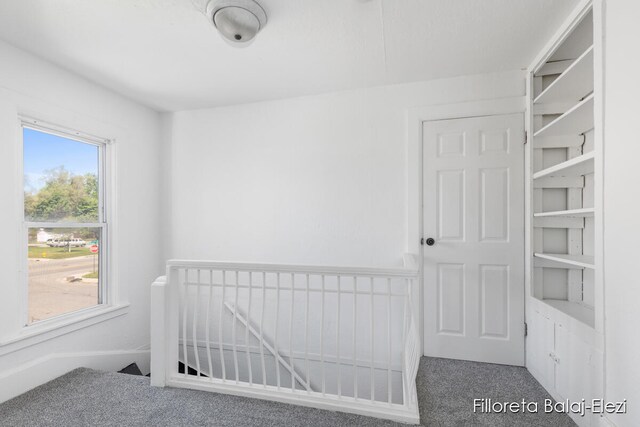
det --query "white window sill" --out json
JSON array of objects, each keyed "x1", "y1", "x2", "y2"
[{"x1": 0, "y1": 304, "x2": 129, "y2": 356}]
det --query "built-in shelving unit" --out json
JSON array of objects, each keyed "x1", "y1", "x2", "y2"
[
  {"x1": 528, "y1": 5, "x2": 598, "y2": 329},
  {"x1": 525, "y1": 4, "x2": 603, "y2": 426}
]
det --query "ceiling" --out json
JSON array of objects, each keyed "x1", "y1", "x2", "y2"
[{"x1": 0, "y1": 0, "x2": 578, "y2": 112}]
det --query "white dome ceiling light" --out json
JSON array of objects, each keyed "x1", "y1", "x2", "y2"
[{"x1": 204, "y1": 0, "x2": 267, "y2": 46}]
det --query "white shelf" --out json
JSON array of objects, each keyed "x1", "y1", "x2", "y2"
[
  {"x1": 534, "y1": 253, "x2": 595, "y2": 269},
  {"x1": 540, "y1": 299, "x2": 595, "y2": 329},
  {"x1": 534, "y1": 94, "x2": 594, "y2": 138},
  {"x1": 534, "y1": 208, "x2": 594, "y2": 217},
  {"x1": 534, "y1": 46, "x2": 594, "y2": 104},
  {"x1": 533, "y1": 151, "x2": 594, "y2": 179}
]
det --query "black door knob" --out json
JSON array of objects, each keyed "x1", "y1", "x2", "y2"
[{"x1": 425, "y1": 238, "x2": 435, "y2": 246}]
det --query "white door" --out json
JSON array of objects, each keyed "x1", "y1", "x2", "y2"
[{"x1": 422, "y1": 113, "x2": 525, "y2": 366}]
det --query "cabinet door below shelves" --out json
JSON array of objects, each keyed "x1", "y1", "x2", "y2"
[
  {"x1": 527, "y1": 309, "x2": 555, "y2": 389},
  {"x1": 555, "y1": 323, "x2": 601, "y2": 426}
]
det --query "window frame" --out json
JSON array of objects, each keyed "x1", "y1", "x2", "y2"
[{"x1": 19, "y1": 118, "x2": 111, "y2": 327}]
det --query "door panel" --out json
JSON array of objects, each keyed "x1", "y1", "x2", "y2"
[
  {"x1": 480, "y1": 168, "x2": 509, "y2": 241},
  {"x1": 437, "y1": 263, "x2": 465, "y2": 335},
  {"x1": 479, "y1": 264, "x2": 509, "y2": 338},
  {"x1": 437, "y1": 170, "x2": 465, "y2": 241},
  {"x1": 423, "y1": 113, "x2": 525, "y2": 366}
]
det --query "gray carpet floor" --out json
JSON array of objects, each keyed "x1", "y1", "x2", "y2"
[{"x1": 0, "y1": 357, "x2": 575, "y2": 426}]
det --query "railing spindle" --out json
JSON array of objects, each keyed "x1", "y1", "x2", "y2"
[
  {"x1": 275, "y1": 272, "x2": 281, "y2": 389},
  {"x1": 192, "y1": 269, "x2": 201, "y2": 377},
  {"x1": 219, "y1": 270, "x2": 227, "y2": 381},
  {"x1": 246, "y1": 272, "x2": 253, "y2": 385},
  {"x1": 387, "y1": 277, "x2": 392, "y2": 404},
  {"x1": 353, "y1": 276, "x2": 358, "y2": 400},
  {"x1": 402, "y1": 278, "x2": 409, "y2": 352},
  {"x1": 260, "y1": 272, "x2": 267, "y2": 387},
  {"x1": 181, "y1": 269, "x2": 189, "y2": 377},
  {"x1": 370, "y1": 277, "x2": 375, "y2": 402},
  {"x1": 232, "y1": 271, "x2": 239, "y2": 383},
  {"x1": 403, "y1": 277, "x2": 410, "y2": 405},
  {"x1": 320, "y1": 274, "x2": 326, "y2": 396},
  {"x1": 205, "y1": 269, "x2": 213, "y2": 379},
  {"x1": 336, "y1": 274, "x2": 341, "y2": 398},
  {"x1": 305, "y1": 273, "x2": 310, "y2": 393},
  {"x1": 290, "y1": 273, "x2": 295, "y2": 391}
]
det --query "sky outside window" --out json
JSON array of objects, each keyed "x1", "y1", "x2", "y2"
[
  {"x1": 23, "y1": 127, "x2": 99, "y2": 223},
  {"x1": 23, "y1": 127, "x2": 98, "y2": 193}
]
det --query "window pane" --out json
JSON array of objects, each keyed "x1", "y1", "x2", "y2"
[
  {"x1": 28, "y1": 227, "x2": 101, "y2": 323},
  {"x1": 23, "y1": 127, "x2": 99, "y2": 223}
]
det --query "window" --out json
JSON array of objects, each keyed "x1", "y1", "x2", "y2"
[{"x1": 22, "y1": 123, "x2": 108, "y2": 324}]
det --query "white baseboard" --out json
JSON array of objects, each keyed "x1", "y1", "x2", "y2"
[{"x1": 0, "y1": 349, "x2": 150, "y2": 404}]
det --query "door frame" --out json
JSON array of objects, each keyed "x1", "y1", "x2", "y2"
[{"x1": 406, "y1": 97, "x2": 526, "y2": 355}]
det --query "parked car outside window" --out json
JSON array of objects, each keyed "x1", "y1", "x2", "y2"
[{"x1": 46, "y1": 238, "x2": 86, "y2": 248}]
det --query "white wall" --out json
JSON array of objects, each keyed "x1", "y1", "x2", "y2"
[
  {"x1": 165, "y1": 70, "x2": 524, "y2": 268},
  {"x1": 603, "y1": 1, "x2": 640, "y2": 426},
  {"x1": 0, "y1": 40, "x2": 162, "y2": 386}
]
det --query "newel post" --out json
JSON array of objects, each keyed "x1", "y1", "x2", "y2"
[
  {"x1": 150, "y1": 275, "x2": 168, "y2": 387},
  {"x1": 403, "y1": 252, "x2": 422, "y2": 352}
]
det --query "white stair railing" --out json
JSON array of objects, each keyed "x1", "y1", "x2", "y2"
[{"x1": 151, "y1": 256, "x2": 420, "y2": 424}]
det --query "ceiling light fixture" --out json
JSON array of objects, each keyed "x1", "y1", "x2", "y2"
[{"x1": 204, "y1": 0, "x2": 267, "y2": 45}]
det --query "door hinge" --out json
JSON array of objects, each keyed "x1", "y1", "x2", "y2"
[
  {"x1": 524, "y1": 131, "x2": 528, "y2": 145},
  {"x1": 524, "y1": 322, "x2": 528, "y2": 337}
]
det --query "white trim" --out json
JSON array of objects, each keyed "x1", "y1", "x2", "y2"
[
  {"x1": 24, "y1": 222, "x2": 105, "y2": 229},
  {"x1": 168, "y1": 376, "x2": 420, "y2": 424},
  {"x1": 167, "y1": 259, "x2": 418, "y2": 278},
  {"x1": 104, "y1": 136, "x2": 118, "y2": 305},
  {"x1": 17, "y1": 119, "x2": 28, "y2": 328},
  {"x1": 20, "y1": 116, "x2": 111, "y2": 145},
  {"x1": 19, "y1": 118, "x2": 116, "y2": 326},
  {"x1": 591, "y1": 0, "x2": 606, "y2": 408},
  {"x1": 406, "y1": 96, "x2": 526, "y2": 356},
  {"x1": 0, "y1": 304, "x2": 129, "y2": 356}
]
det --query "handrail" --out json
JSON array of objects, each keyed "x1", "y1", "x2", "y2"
[{"x1": 167, "y1": 259, "x2": 419, "y2": 278}]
